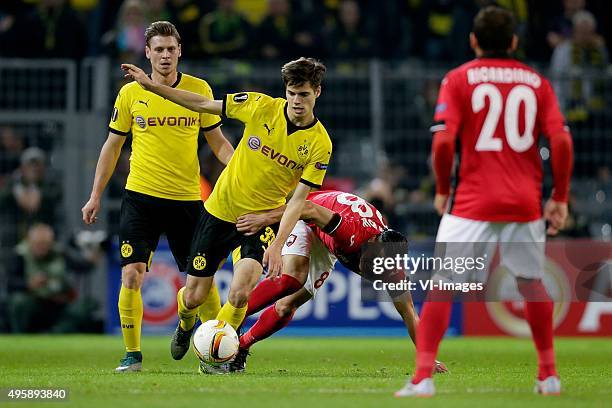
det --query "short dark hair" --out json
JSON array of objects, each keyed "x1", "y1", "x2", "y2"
[
  {"x1": 281, "y1": 57, "x2": 326, "y2": 89},
  {"x1": 145, "y1": 21, "x2": 181, "y2": 46},
  {"x1": 473, "y1": 6, "x2": 515, "y2": 53},
  {"x1": 379, "y1": 229, "x2": 407, "y2": 244}
]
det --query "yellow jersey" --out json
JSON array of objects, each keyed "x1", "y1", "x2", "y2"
[
  {"x1": 108, "y1": 72, "x2": 221, "y2": 201},
  {"x1": 205, "y1": 92, "x2": 332, "y2": 222}
]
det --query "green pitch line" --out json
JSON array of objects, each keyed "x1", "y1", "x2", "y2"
[{"x1": 0, "y1": 335, "x2": 610, "y2": 408}]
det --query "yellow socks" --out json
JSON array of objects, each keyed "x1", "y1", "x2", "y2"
[
  {"x1": 216, "y1": 301, "x2": 248, "y2": 330},
  {"x1": 177, "y1": 287, "x2": 198, "y2": 331},
  {"x1": 198, "y1": 282, "x2": 222, "y2": 323},
  {"x1": 118, "y1": 285, "x2": 143, "y2": 352}
]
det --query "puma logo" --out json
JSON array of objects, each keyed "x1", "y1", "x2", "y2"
[
  {"x1": 137, "y1": 100, "x2": 149, "y2": 108},
  {"x1": 264, "y1": 123, "x2": 274, "y2": 136}
]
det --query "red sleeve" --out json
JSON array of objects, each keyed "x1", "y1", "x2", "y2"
[
  {"x1": 431, "y1": 72, "x2": 463, "y2": 136},
  {"x1": 549, "y1": 131, "x2": 573, "y2": 202},
  {"x1": 432, "y1": 130, "x2": 457, "y2": 195},
  {"x1": 538, "y1": 78, "x2": 573, "y2": 202},
  {"x1": 538, "y1": 78, "x2": 567, "y2": 137}
]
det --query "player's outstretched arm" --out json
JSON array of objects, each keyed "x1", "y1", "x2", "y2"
[
  {"x1": 391, "y1": 292, "x2": 418, "y2": 345},
  {"x1": 236, "y1": 206, "x2": 286, "y2": 236},
  {"x1": 121, "y1": 64, "x2": 223, "y2": 115},
  {"x1": 82, "y1": 133, "x2": 126, "y2": 224},
  {"x1": 391, "y1": 291, "x2": 449, "y2": 373},
  {"x1": 236, "y1": 200, "x2": 336, "y2": 236}
]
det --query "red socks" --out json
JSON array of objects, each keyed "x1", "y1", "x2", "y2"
[
  {"x1": 518, "y1": 280, "x2": 557, "y2": 380},
  {"x1": 412, "y1": 300, "x2": 453, "y2": 384},
  {"x1": 246, "y1": 275, "x2": 303, "y2": 317},
  {"x1": 412, "y1": 280, "x2": 557, "y2": 384},
  {"x1": 240, "y1": 304, "x2": 294, "y2": 349}
]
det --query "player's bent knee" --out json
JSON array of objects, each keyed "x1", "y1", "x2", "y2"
[
  {"x1": 183, "y1": 287, "x2": 206, "y2": 309},
  {"x1": 275, "y1": 300, "x2": 297, "y2": 318},
  {"x1": 121, "y1": 264, "x2": 145, "y2": 289},
  {"x1": 227, "y1": 288, "x2": 250, "y2": 308}
]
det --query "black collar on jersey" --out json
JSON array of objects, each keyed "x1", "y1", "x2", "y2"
[
  {"x1": 284, "y1": 102, "x2": 318, "y2": 136},
  {"x1": 146, "y1": 72, "x2": 183, "y2": 88}
]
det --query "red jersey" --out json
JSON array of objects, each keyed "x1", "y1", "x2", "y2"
[
  {"x1": 432, "y1": 58, "x2": 569, "y2": 222},
  {"x1": 307, "y1": 190, "x2": 386, "y2": 259}
]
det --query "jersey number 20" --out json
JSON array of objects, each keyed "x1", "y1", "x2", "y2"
[{"x1": 472, "y1": 84, "x2": 536, "y2": 153}]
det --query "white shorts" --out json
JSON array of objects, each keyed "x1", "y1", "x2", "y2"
[
  {"x1": 435, "y1": 213, "x2": 545, "y2": 280},
  {"x1": 281, "y1": 220, "x2": 337, "y2": 295}
]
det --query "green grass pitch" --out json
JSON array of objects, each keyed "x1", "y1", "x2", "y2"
[{"x1": 0, "y1": 335, "x2": 610, "y2": 407}]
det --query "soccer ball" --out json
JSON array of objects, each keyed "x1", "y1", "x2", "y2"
[{"x1": 192, "y1": 320, "x2": 239, "y2": 365}]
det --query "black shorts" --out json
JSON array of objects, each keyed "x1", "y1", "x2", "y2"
[
  {"x1": 186, "y1": 207, "x2": 279, "y2": 277},
  {"x1": 119, "y1": 190, "x2": 204, "y2": 271}
]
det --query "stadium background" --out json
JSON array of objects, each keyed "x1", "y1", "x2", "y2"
[{"x1": 0, "y1": 0, "x2": 610, "y2": 337}]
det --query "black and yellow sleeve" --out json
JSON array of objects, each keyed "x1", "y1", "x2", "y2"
[
  {"x1": 108, "y1": 89, "x2": 132, "y2": 136},
  {"x1": 222, "y1": 92, "x2": 270, "y2": 124},
  {"x1": 199, "y1": 81, "x2": 222, "y2": 131},
  {"x1": 301, "y1": 136, "x2": 333, "y2": 189}
]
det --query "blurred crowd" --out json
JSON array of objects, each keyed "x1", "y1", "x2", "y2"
[
  {"x1": 0, "y1": 126, "x2": 106, "y2": 333},
  {"x1": 0, "y1": 0, "x2": 610, "y2": 63}
]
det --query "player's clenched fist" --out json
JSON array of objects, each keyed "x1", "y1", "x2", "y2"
[
  {"x1": 543, "y1": 199, "x2": 568, "y2": 236},
  {"x1": 81, "y1": 197, "x2": 100, "y2": 224}
]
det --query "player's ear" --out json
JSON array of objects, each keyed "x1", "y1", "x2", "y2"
[
  {"x1": 509, "y1": 34, "x2": 519, "y2": 53},
  {"x1": 314, "y1": 85, "x2": 321, "y2": 98},
  {"x1": 178, "y1": 43, "x2": 182, "y2": 58},
  {"x1": 145, "y1": 45, "x2": 151, "y2": 60},
  {"x1": 469, "y1": 32, "x2": 478, "y2": 52}
]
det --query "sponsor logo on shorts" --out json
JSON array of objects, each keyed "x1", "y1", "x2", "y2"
[
  {"x1": 111, "y1": 107, "x2": 118, "y2": 122},
  {"x1": 315, "y1": 162, "x2": 328, "y2": 170},
  {"x1": 233, "y1": 93, "x2": 248, "y2": 103},
  {"x1": 248, "y1": 136, "x2": 261, "y2": 150},
  {"x1": 286, "y1": 234, "x2": 297, "y2": 247},
  {"x1": 121, "y1": 243, "x2": 133, "y2": 258},
  {"x1": 192, "y1": 255, "x2": 207, "y2": 271},
  {"x1": 135, "y1": 115, "x2": 146, "y2": 129}
]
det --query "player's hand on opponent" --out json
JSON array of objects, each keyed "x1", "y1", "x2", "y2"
[
  {"x1": 81, "y1": 197, "x2": 100, "y2": 224},
  {"x1": 236, "y1": 213, "x2": 269, "y2": 236},
  {"x1": 434, "y1": 360, "x2": 449, "y2": 374},
  {"x1": 433, "y1": 193, "x2": 449, "y2": 216},
  {"x1": 121, "y1": 64, "x2": 153, "y2": 90},
  {"x1": 543, "y1": 199, "x2": 568, "y2": 235},
  {"x1": 263, "y1": 242, "x2": 283, "y2": 278}
]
